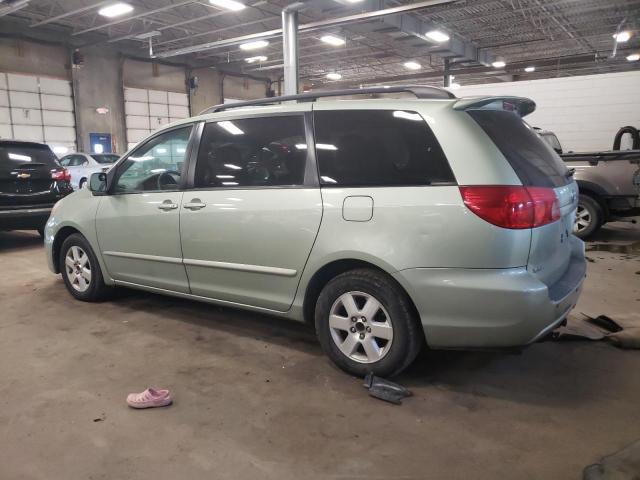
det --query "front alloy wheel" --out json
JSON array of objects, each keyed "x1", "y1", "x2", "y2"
[
  {"x1": 329, "y1": 291, "x2": 394, "y2": 364},
  {"x1": 65, "y1": 245, "x2": 92, "y2": 292}
]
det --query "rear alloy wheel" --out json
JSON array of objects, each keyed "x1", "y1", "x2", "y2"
[
  {"x1": 59, "y1": 233, "x2": 110, "y2": 301},
  {"x1": 315, "y1": 268, "x2": 422, "y2": 378},
  {"x1": 573, "y1": 194, "x2": 603, "y2": 239}
]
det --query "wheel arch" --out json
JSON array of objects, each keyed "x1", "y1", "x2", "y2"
[
  {"x1": 576, "y1": 181, "x2": 609, "y2": 219},
  {"x1": 51, "y1": 226, "x2": 82, "y2": 273},
  {"x1": 302, "y1": 258, "x2": 421, "y2": 329}
]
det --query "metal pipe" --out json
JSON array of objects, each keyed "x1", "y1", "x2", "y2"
[
  {"x1": 156, "y1": 0, "x2": 454, "y2": 58},
  {"x1": 443, "y1": 58, "x2": 451, "y2": 87},
  {"x1": 282, "y1": 7, "x2": 300, "y2": 96}
]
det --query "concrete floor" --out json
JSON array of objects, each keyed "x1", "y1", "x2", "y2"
[{"x1": 1, "y1": 222, "x2": 639, "y2": 480}]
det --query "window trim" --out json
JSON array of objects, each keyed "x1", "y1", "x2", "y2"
[
  {"x1": 106, "y1": 122, "x2": 197, "y2": 196},
  {"x1": 311, "y1": 108, "x2": 457, "y2": 188},
  {"x1": 185, "y1": 111, "x2": 318, "y2": 191}
]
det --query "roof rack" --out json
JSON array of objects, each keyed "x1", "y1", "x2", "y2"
[{"x1": 200, "y1": 85, "x2": 456, "y2": 115}]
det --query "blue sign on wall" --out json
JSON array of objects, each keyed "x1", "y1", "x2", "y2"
[{"x1": 89, "y1": 133, "x2": 112, "y2": 154}]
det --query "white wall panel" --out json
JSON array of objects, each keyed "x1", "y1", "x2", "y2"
[
  {"x1": 149, "y1": 116, "x2": 169, "y2": 129},
  {"x1": 125, "y1": 115, "x2": 150, "y2": 129},
  {"x1": 9, "y1": 91, "x2": 40, "y2": 109},
  {"x1": 39, "y1": 77, "x2": 72, "y2": 96},
  {"x1": 0, "y1": 73, "x2": 6, "y2": 90},
  {"x1": 11, "y1": 107, "x2": 42, "y2": 125},
  {"x1": 149, "y1": 103, "x2": 169, "y2": 116},
  {"x1": 44, "y1": 125, "x2": 76, "y2": 142},
  {"x1": 42, "y1": 110, "x2": 75, "y2": 127},
  {"x1": 455, "y1": 70, "x2": 640, "y2": 152},
  {"x1": 41, "y1": 94, "x2": 73, "y2": 111},
  {"x1": 0, "y1": 124, "x2": 11, "y2": 138},
  {"x1": 127, "y1": 129, "x2": 150, "y2": 143},
  {"x1": 0, "y1": 89, "x2": 8, "y2": 107},
  {"x1": 169, "y1": 104, "x2": 189, "y2": 118},
  {"x1": 168, "y1": 91, "x2": 188, "y2": 106},
  {"x1": 0, "y1": 107, "x2": 9, "y2": 123},
  {"x1": 125, "y1": 101, "x2": 148, "y2": 116},
  {"x1": 148, "y1": 90, "x2": 168, "y2": 103},
  {"x1": 13, "y1": 125, "x2": 43, "y2": 142},
  {"x1": 125, "y1": 88, "x2": 148, "y2": 102},
  {"x1": 7, "y1": 74, "x2": 39, "y2": 92}
]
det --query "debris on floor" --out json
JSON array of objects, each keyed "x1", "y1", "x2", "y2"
[
  {"x1": 126, "y1": 387, "x2": 172, "y2": 409},
  {"x1": 583, "y1": 439, "x2": 640, "y2": 480},
  {"x1": 363, "y1": 373, "x2": 412, "y2": 405},
  {"x1": 554, "y1": 314, "x2": 640, "y2": 349}
]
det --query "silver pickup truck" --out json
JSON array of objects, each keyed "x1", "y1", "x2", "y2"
[{"x1": 538, "y1": 129, "x2": 640, "y2": 238}]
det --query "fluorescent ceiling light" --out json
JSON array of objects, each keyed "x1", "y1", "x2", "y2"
[
  {"x1": 492, "y1": 60, "x2": 506, "y2": 68},
  {"x1": 425, "y1": 30, "x2": 449, "y2": 42},
  {"x1": 209, "y1": 0, "x2": 246, "y2": 11},
  {"x1": 176, "y1": 147, "x2": 186, "y2": 153},
  {"x1": 524, "y1": 66, "x2": 535, "y2": 72},
  {"x1": 613, "y1": 31, "x2": 631, "y2": 43},
  {"x1": 626, "y1": 53, "x2": 640, "y2": 62},
  {"x1": 317, "y1": 143, "x2": 337, "y2": 150},
  {"x1": 345, "y1": 0, "x2": 365, "y2": 3},
  {"x1": 321, "y1": 35, "x2": 345, "y2": 46},
  {"x1": 98, "y1": 3, "x2": 133, "y2": 18},
  {"x1": 245, "y1": 55, "x2": 267, "y2": 63},
  {"x1": 224, "y1": 163, "x2": 242, "y2": 170},
  {"x1": 216, "y1": 175, "x2": 235, "y2": 179},
  {"x1": 326, "y1": 73, "x2": 342, "y2": 80},
  {"x1": 239, "y1": 40, "x2": 269, "y2": 50},
  {"x1": 9, "y1": 153, "x2": 31, "y2": 161},
  {"x1": 218, "y1": 121, "x2": 244, "y2": 135},
  {"x1": 403, "y1": 61, "x2": 421, "y2": 70}
]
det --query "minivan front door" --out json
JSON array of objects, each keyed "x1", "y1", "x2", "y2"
[
  {"x1": 95, "y1": 125, "x2": 193, "y2": 293},
  {"x1": 180, "y1": 113, "x2": 322, "y2": 311}
]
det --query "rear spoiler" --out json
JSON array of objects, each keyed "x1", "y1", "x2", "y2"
[{"x1": 453, "y1": 96, "x2": 536, "y2": 117}]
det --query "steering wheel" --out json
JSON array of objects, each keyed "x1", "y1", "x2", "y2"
[{"x1": 156, "y1": 170, "x2": 180, "y2": 190}]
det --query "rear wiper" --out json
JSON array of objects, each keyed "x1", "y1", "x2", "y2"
[{"x1": 565, "y1": 168, "x2": 575, "y2": 178}]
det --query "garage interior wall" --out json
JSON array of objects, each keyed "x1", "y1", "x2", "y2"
[{"x1": 455, "y1": 70, "x2": 640, "y2": 152}]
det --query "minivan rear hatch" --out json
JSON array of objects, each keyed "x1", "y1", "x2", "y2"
[
  {"x1": 0, "y1": 142, "x2": 61, "y2": 207},
  {"x1": 465, "y1": 106, "x2": 577, "y2": 289}
]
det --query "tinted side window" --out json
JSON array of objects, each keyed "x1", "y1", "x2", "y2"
[
  {"x1": 468, "y1": 110, "x2": 569, "y2": 188},
  {"x1": 194, "y1": 115, "x2": 307, "y2": 188},
  {"x1": 313, "y1": 110, "x2": 455, "y2": 186},
  {"x1": 114, "y1": 126, "x2": 192, "y2": 193}
]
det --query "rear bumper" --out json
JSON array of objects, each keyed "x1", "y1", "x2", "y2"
[
  {"x1": 393, "y1": 238, "x2": 586, "y2": 349},
  {"x1": 0, "y1": 207, "x2": 52, "y2": 230}
]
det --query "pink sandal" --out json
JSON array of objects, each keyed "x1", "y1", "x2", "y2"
[{"x1": 126, "y1": 388, "x2": 172, "y2": 409}]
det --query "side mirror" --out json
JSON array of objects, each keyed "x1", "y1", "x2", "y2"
[{"x1": 89, "y1": 172, "x2": 108, "y2": 194}]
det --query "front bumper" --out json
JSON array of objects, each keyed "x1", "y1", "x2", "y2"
[{"x1": 393, "y1": 239, "x2": 586, "y2": 349}]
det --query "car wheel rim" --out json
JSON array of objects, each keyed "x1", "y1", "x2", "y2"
[
  {"x1": 329, "y1": 291, "x2": 393, "y2": 364},
  {"x1": 65, "y1": 246, "x2": 92, "y2": 293},
  {"x1": 574, "y1": 204, "x2": 591, "y2": 233}
]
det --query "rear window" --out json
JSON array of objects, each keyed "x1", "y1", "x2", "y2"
[
  {"x1": 0, "y1": 142, "x2": 60, "y2": 169},
  {"x1": 468, "y1": 110, "x2": 569, "y2": 188},
  {"x1": 313, "y1": 110, "x2": 455, "y2": 187},
  {"x1": 91, "y1": 154, "x2": 119, "y2": 164}
]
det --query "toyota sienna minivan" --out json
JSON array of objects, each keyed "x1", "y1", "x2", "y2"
[{"x1": 45, "y1": 86, "x2": 586, "y2": 377}]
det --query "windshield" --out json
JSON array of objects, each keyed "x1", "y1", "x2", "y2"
[
  {"x1": 0, "y1": 142, "x2": 60, "y2": 171},
  {"x1": 91, "y1": 154, "x2": 119, "y2": 164}
]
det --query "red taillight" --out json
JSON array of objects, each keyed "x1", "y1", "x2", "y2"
[
  {"x1": 459, "y1": 186, "x2": 560, "y2": 229},
  {"x1": 51, "y1": 168, "x2": 71, "y2": 182}
]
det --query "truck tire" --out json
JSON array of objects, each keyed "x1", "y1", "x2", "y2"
[{"x1": 574, "y1": 194, "x2": 603, "y2": 239}]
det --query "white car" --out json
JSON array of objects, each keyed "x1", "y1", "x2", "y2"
[{"x1": 58, "y1": 153, "x2": 119, "y2": 189}]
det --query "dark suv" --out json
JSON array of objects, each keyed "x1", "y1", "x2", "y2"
[{"x1": 0, "y1": 140, "x2": 74, "y2": 236}]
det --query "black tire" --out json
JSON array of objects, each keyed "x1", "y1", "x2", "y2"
[
  {"x1": 79, "y1": 178, "x2": 87, "y2": 189},
  {"x1": 59, "y1": 233, "x2": 110, "y2": 302},
  {"x1": 315, "y1": 268, "x2": 423, "y2": 378},
  {"x1": 574, "y1": 194, "x2": 603, "y2": 239}
]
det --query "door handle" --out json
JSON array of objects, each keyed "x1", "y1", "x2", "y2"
[
  {"x1": 158, "y1": 200, "x2": 178, "y2": 211},
  {"x1": 184, "y1": 199, "x2": 206, "y2": 210}
]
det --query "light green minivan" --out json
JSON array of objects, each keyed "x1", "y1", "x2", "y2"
[{"x1": 45, "y1": 86, "x2": 586, "y2": 377}]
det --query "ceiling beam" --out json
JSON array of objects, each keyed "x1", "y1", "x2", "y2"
[
  {"x1": 29, "y1": 1, "x2": 111, "y2": 27},
  {"x1": 156, "y1": 0, "x2": 455, "y2": 58}
]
